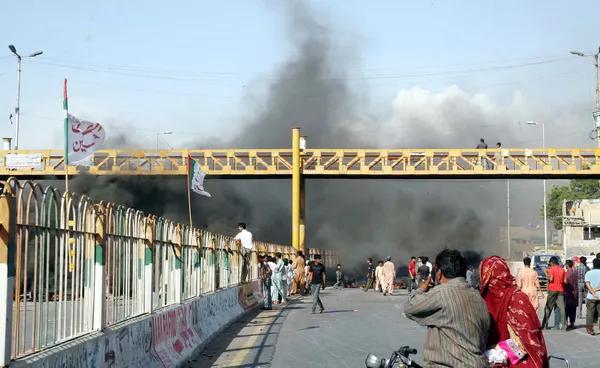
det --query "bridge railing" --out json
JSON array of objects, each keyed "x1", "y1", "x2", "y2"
[
  {"x1": 0, "y1": 178, "x2": 293, "y2": 362},
  {"x1": 1, "y1": 148, "x2": 600, "y2": 177}
]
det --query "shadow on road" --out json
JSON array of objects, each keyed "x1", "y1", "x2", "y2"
[{"x1": 186, "y1": 302, "x2": 293, "y2": 368}]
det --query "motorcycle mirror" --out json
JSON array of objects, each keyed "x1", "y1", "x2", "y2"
[{"x1": 365, "y1": 353, "x2": 386, "y2": 368}]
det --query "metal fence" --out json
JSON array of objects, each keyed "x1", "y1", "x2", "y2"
[{"x1": 0, "y1": 178, "x2": 295, "y2": 360}]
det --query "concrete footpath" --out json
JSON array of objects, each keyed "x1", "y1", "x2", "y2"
[{"x1": 188, "y1": 288, "x2": 598, "y2": 368}]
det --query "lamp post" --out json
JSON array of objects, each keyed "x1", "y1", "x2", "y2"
[
  {"x1": 156, "y1": 131, "x2": 173, "y2": 150},
  {"x1": 571, "y1": 48, "x2": 600, "y2": 146},
  {"x1": 526, "y1": 121, "x2": 548, "y2": 253},
  {"x1": 8, "y1": 45, "x2": 43, "y2": 150}
]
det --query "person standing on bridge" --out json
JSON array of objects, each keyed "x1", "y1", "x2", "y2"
[
  {"x1": 476, "y1": 138, "x2": 489, "y2": 170},
  {"x1": 234, "y1": 222, "x2": 253, "y2": 282},
  {"x1": 404, "y1": 249, "x2": 490, "y2": 368},
  {"x1": 291, "y1": 250, "x2": 305, "y2": 296},
  {"x1": 382, "y1": 256, "x2": 396, "y2": 296},
  {"x1": 308, "y1": 254, "x2": 326, "y2": 314}
]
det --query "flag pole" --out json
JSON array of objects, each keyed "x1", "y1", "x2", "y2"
[
  {"x1": 187, "y1": 154, "x2": 194, "y2": 229},
  {"x1": 63, "y1": 78, "x2": 69, "y2": 194}
]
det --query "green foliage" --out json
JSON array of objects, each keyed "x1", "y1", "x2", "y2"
[{"x1": 544, "y1": 179, "x2": 600, "y2": 230}]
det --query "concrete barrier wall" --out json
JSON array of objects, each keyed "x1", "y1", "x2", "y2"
[{"x1": 11, "y1": 280, "x2": 265, "y2": 368}]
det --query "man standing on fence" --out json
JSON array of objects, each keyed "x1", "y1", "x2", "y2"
[{"x1": 235, "y1": 222, "x2": 253, "y2": 282}]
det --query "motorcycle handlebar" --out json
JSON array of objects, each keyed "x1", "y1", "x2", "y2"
[{"x1": 398, "y1": 346, "x2": 418, "y2": 356}]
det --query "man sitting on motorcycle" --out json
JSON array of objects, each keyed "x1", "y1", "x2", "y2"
[{"x1": 404, "y1": 249, "x2": 490, "y2": 367}]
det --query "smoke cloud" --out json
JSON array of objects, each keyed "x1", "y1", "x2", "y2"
[{"x1": 62, "y1": 2, "x2": 569, "y2": 276}]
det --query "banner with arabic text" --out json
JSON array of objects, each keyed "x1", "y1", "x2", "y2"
[{"x1": 67, "y1": 114, "x2": 106, "y2": 164}]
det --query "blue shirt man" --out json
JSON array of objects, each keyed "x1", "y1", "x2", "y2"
[{"x1": 585, "y1": 261, "x2": 600, "y2": 300}]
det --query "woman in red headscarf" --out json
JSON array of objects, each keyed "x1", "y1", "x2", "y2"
[{"x1": 480, "y1": 256, "x2": 548, "y2": 368}]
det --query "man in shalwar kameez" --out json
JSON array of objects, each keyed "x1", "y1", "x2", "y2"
[{"x1": 382, "y1": 256, "x2": 396, "y2": 296}]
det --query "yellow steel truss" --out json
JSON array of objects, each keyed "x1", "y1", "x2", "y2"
[{"x1": 1, "y1": 148, "x2": 600, "y2": 178}]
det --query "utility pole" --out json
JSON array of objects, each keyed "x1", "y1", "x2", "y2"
[
  {"x1": 526, "y1": 121, "x2": 548, "y2": 253},
  {"x1": 7, "y1": 45, "x2": 43, "y2": 150},
  {"x1": 595, "y1": 52, "x2": 599, "y2": 146},
  {"x1": 571, "y1": 48, "x2": 600, "y2": 146}
]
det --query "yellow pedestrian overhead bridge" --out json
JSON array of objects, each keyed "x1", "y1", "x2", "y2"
[
  {"x1": 3, "y1": 127, "x2": 600, "y2": 252},
  {"x1": 1, "y1": 147, "x2": 599, "y2": 179}
]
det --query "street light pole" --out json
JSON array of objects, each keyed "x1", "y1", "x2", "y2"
[
  {"x1": 571, "y1": 48, "x2": 600, "y2": 147},
  {"x1": 15, "y1": 55, "x2": 21, "y2": 150},
  {"x1": 526, "y1": 121, "x2": 548, "y2": 253},
  {"x1": 8, "y1": 45, "x2": 43, "y2": 150}
]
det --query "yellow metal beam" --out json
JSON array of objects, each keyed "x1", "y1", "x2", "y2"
[
  {"x1": 291, "y1": 128, "x2": 301, "y2": 251},
  {"x1": 1, "y1": 148, "x2": 600, "y2": 178}
]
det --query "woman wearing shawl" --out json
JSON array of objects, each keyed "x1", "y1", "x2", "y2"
[{"x1": 480, "y1": 256, "x2": 548, "y2": 368}]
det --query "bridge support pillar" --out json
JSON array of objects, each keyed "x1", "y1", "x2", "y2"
[
  {"x1": 292, "y1": 127, "x2": 301, "y2": 251},
  {"x1": 299, "y1": 177, "x2": 306, "y2": 254}
]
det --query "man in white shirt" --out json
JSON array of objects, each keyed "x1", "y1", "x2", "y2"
[{"x1": 234, "y1": 222, "x2": 253, "y2": 282}]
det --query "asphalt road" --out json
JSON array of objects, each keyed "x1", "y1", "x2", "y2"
[{"x1": 187, "y1": 288, "x2": 599, "y2": 368}]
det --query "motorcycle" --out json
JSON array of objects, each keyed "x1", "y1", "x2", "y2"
[
  {"x1": 365, "y1": 346, "x2": 421, "y2": 368},
  {"x1": 365, "y1": 347, "x2": 571, "y2": 368}
]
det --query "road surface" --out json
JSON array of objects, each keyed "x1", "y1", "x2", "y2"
[{"x1": 187, "y1": 288, "x2": 598, "y2": 367}]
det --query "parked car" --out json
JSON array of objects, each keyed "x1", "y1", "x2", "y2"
[{"x1": 531, "y1": 253, "x2": 562, "y2": 288}]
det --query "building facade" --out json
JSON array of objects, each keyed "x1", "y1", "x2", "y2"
[{"x1": 562, "y1": 199, "x2": 600, "y2": 258}]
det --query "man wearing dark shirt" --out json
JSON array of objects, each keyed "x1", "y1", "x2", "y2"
[
  {"x1": 364, "y1": 258, "x2": 375, "y2": 291},
  {"x1": 308, "y1": 254, "x2": 326, "y2": 314},
  {"x1": 418, "y1": 261, "x2": 431, "y2": 286},
  {"x1": 476, "y1": 138, "x2": 489, "y2": 169}
]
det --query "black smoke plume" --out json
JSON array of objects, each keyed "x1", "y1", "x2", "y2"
[{"x1": 66, "y1": 2, "x2": 531, "y2": 277}]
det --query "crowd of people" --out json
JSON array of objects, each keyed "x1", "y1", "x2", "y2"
[
  {"x1": 358, "y1": 257, "x2": 397, "y2": 295},
  {"x1": 404, "y1": 250, "x2": 547, "y2": 367},
  {"x1": 515, "y1": 254, "x2": 600, "y2": 335},
  {"x1": 257, "y1": 250, "x2": 328, "y2": 314},
  {"x1": 401, "y1": 249, "x2": 600, "y2": 367},
  {"x1": 237, "y1": 222, "x2": 600, "y2": 366}
]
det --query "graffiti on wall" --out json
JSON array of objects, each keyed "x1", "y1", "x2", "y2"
[
  {"x1": 22, "y1": 285, "x2": 251, "y2": 368},
  {"x1": 152, "y1": 303, "x2": 201, "y2": 368},
  {"x1": 28, "y1": 321, "x2": 159, "y2": 368},
  {"x1": 194, "y1": 286, "x2": 244, "y2": 342},
  {"x1": 251, "y1": 279, "x2": 264, "y2": 302},
  {"x1": 238, "y1": 282, "x2": 258, "y2": 310}
]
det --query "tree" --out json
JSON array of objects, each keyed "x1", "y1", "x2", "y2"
[{"x1": 544, "y1": 179, "x2": 600, "y2": 230}]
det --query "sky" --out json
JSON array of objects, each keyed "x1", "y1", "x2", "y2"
[{"x1": 2, "y1": 0, "x2": 600, "y2": 235}]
